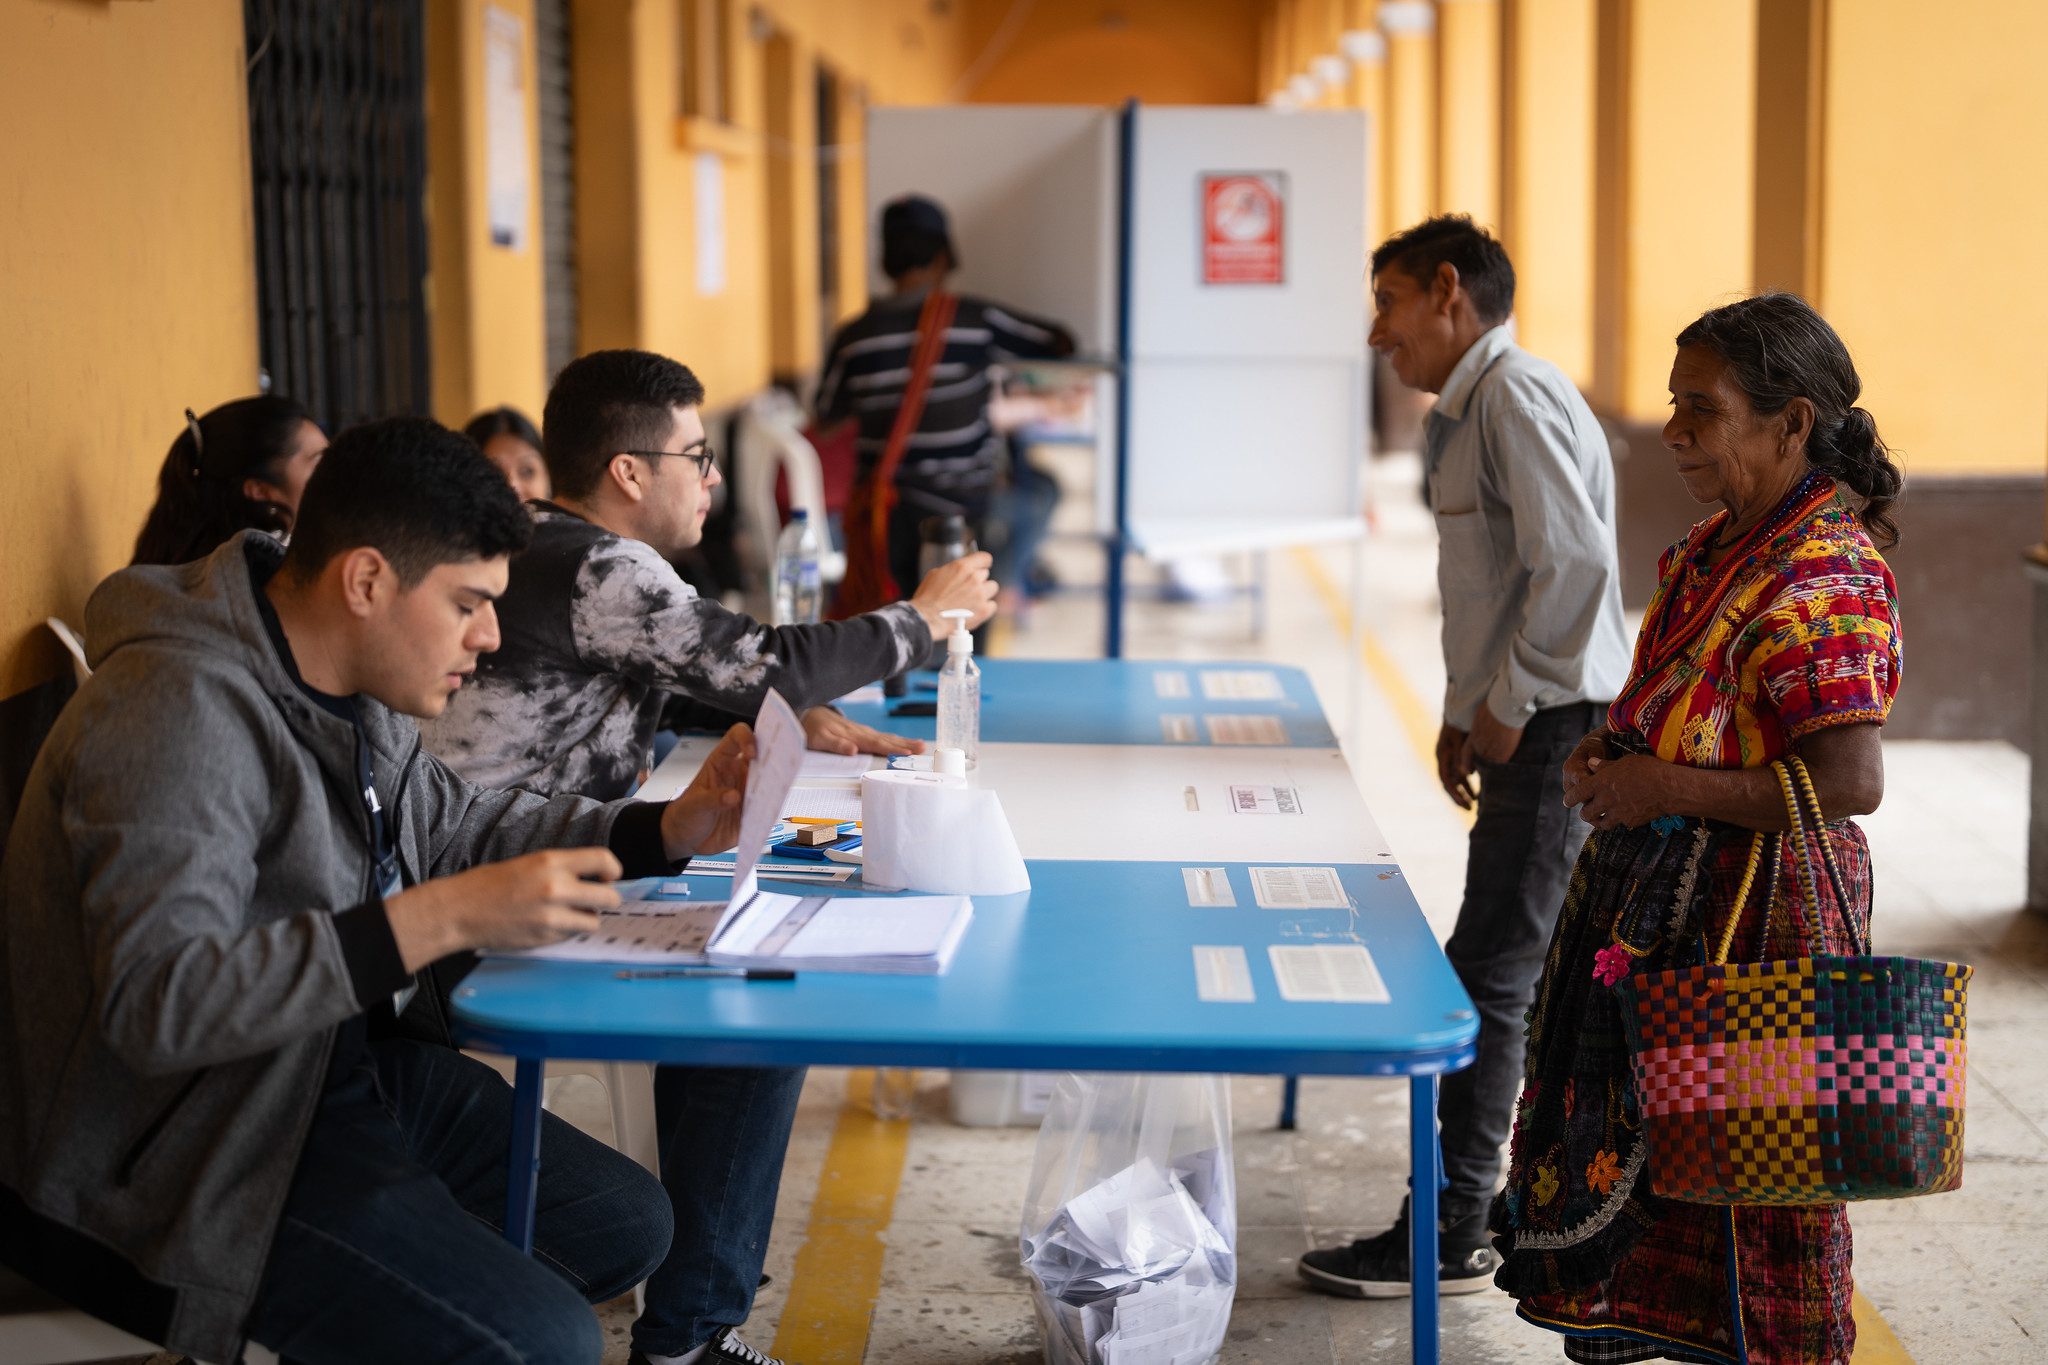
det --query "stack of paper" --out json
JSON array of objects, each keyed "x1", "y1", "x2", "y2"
[
  {"x1": 1023, "y1": 1153, "x2": 1236, "y2": 1365},
  {"x1": 503, "y1": 688, "x2": 973, "y2": 975}
]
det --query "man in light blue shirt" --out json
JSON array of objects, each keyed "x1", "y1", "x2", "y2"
[{"x1": 1301, "y1": 215, "x2": 1631, "y2": 1299}]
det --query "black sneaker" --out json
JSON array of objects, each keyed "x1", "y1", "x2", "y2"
[
  {"x1": 1297, "y1": 1206, "x2": 1498, "y2": 1298},
  {"x1": 629, "y1": 1328, "x2": 790, "y2": 1365}
]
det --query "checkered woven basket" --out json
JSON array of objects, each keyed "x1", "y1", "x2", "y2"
[{"x1": 1615, "y1": 758, "x2": 1971, "y2": 1205}]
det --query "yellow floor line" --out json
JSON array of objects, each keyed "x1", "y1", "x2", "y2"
[
  {"x1": 1852, "y1": 1290, "x2": 1914, "y2": 1362},
  {"x1": 1293, "y1": 546, "x2": 1914, "y2": 1362},
  {"x1": 770, "y1": 1069, "x2": 913, "y2": 1364}
]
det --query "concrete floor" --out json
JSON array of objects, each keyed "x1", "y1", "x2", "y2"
[
  {"x1": 116, "y1": 451, "x2": 2047, "y2": 1364},
  {"x1": 623, "y1": 449, "x2": 2041, "y2": 1364}
]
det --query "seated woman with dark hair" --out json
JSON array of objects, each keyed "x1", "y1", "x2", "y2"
[
  {"x1": 131, "y1": 395, "x2": 326, "y2": 565},
  {"x1": 1493, "y1": 292, "x2": 1905, "y2": 1365},
  {"x1": 464, "y1": 404, "x2": 550, "y2": 503}
]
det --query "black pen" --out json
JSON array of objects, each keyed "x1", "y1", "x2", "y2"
[{"x1": 613, "y1": 967, "x2": 797, "y2": 981}]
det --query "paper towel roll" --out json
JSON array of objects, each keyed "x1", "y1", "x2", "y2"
[{"x1": 860, "y1": 769, "x2": 1031, "y2": 895}]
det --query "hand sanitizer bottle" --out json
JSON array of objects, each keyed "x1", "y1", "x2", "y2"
[{"x1": 934, "y1": 608, "x2": 979, "y2": 769}]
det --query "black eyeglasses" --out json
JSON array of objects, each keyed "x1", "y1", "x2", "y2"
[{"x1": 620, "y1": 444, "x2": 715, "y2": 479}]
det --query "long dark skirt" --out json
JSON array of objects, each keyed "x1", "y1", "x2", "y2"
[{"x1": 1493, "y1": 819, "x2": 1871, "y2": 1364}]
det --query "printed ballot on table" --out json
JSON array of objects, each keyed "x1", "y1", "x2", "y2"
[{"x1": 505, "y1": 688, "x2": 972, "y2": 974}]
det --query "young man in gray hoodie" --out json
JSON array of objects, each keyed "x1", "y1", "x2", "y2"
[{"x1": 0, "y1": 418, "x2": 756, "y2": 1364}]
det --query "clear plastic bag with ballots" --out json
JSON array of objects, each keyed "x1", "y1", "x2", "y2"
[{"x1": 1019, "y1": 1074, "x2": 1236, "y2": 1364}]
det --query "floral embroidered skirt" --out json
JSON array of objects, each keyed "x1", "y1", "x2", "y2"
[{"x1": 1494, "y1": 819, "x2": 1871, "y2": 1364}]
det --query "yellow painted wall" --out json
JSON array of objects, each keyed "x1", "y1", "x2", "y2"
[
  {"x1": 1380, "y1": 3, "x2": 1437, "y2": 234},
  {"x1": 0, "y1": 0, "x2": 259, "y2": 697},
  {"x1": 1435, "y1": 0, "x2": 1500, "y2": 226},
  {"x1": 1818, "y1": 0, "x2": 2048, "y2": 474},
  {"x1": 567, "y1": 0, "x2": 970, "y2": 409},
  {"x1": 1598, "y1": 0, "x2": 1755, "y2": 421},
  {"x1": 427, "y1": 0, "x2": 550, "y2": 424},
  {"x1": 959, "y1": 0, "x2": 1264, "y2": 107},
  {"x1": 1501, "y1": 0, "x2": 1596, "y2": 386}
]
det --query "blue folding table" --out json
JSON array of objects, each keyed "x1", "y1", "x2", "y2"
[{"x1": 451, "y1": 660, "x2": 1477, "y2": 1362}]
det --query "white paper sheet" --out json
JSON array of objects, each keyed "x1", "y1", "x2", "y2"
[
  {"x1": 799, "y1": 751, "x2": 877, "y2": 780},
  {"x1": 1152, "y1": 670, "x2": 1191, "y2": 699},
  {"x1": 1248, "y1": 865, "x2": 1348, "y2": 908},
  {"x1": 1199, "y1": 668, "x2": 1284, "y2": 700},
  {"x1": 1268, "y1": 944, "x2": 1390, "y2": 1003},
  {"x1": 782, "y1": 785, "x2": 864, "y2": 821},
  {"x1": 1227, "y1": 783, "x2": 1302, "y2": 815},
  {"x1": 517, "y1": 900, "x2": 723, "y2": 964},
  {"x1": 1205, "y1": 713, "x2": 1288, "y2": 745}
]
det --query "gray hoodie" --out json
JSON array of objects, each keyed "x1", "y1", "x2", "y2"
[{"x1": 0, "y1": 534, "x2": 670, "y2": 1361}]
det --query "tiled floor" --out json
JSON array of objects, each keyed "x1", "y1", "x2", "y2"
[{"x1": 113, "y1": 452, "x2": 2045, "y2": 1364}]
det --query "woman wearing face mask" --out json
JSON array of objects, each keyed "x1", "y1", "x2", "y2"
[{"x1": 131, "y1": 395, "x2": 327, "y2": 565}]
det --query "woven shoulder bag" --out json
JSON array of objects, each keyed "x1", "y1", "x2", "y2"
[{"x1": 1617, "y1": 756, "x2": 1971, "y2": 1205}]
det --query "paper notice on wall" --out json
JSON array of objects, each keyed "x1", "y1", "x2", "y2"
[
  {"x1": 483, "y1": 6, "x2": 529, "y2": 250},
  {"x1": 1268, "y1": 944, "x2": 1390, "y2": 1003},
  {"x1": 1199, "y1": 669, "x2": 1284, "y2": 700},
  {"x1": 1248, "y1": 865, "x2": 1347, "y2": 909},
  {"x1": 1206, "y1": 713, "x2": 1288, "y2": 745},
  {"x1": 1192, "y1": 945, "x2": 1255, "y2": 1003},
  {"x1": 1159, "y1": 713, "x2": 1197, "y2": 743},
  {"x1": 695, "y1": 151, "x2": 726, "y2": 295},
  {"x1": 1181, "y1": 867, "x2": 1236, "y2": 907},
  {"x1": 1228, "y1": 783, "x2": 1303, "y2": 815},
  {"x1": 1152, "y1": 670, "x2": 1192, "y2": 699}
]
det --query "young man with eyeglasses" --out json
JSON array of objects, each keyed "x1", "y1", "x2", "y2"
[{"x1": 420, "y1": 347, "x2": 994, "y2": 1365}]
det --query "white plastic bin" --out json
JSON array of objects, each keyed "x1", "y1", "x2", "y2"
[{"x1": 949, "y1": 1070, "x2": 1061, "y2": 1127}]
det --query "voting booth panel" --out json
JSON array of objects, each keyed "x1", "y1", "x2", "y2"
[
  {"x1": 1124, "y1": 107, "x2": 1368, "y2": 551},
  {"x1": 864, "y1": 106, "x2": 1120, "y2": 357}
]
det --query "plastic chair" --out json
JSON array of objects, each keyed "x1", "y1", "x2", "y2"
[
  {"x1": 0, "y1": 1263, "x2": 278, "y2": 1365},
  {"x1": 43, "y1": 619, "x2": 89, "y2": 688},
  {"x1": 731, "y1": 391, "x2": 846, "y2": 597},
  {"x1": 469, "y1": 1054, "x2": 662, "y2": 1176}
]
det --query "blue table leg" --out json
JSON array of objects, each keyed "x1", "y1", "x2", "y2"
[
  {"x1": 1278, "y1": 1074, "x2": 1299, "y2": 1130},
  {"x1": 504, "y1": 1056, "x2": 543, "y2": 1252},
  {"x1": 1409, "y1": 1073, "x2": 1440, "y2": 1364}
]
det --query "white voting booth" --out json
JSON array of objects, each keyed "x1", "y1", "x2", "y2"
[{"x1": 865, "y1": 102, "x2": 1369, "y2": 662}]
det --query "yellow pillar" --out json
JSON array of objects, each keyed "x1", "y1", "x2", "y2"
[
  {"x1": 1378, "y1": 0, "x2": 1436, "y2": 235},
  {"x1": 764, "y1": 29, "x2": 821, "y2": 375},
  {"x1": 1814, "y1": 0, "x2": 2048, "y2": 474},
  {"x1": 1500, "y1": 0, "x2": 1596, "y2": 385},
  {"x1": 1434, "y1": 0, "x2": 1499, "y2": 226},
  {"x1": 1591, "y1": 0, "x2": 1756, "y2": 421},
  {"x1": 1341, "y1": 3, "x2": 1390, "y2": 247}
]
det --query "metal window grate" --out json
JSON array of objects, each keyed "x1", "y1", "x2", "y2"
[
  {"x1": 245, "y1": 0, "x2": 430, "y2": 431},
  {"x1": 535, "y1": 0, "x2": 579, "y2": 382}
]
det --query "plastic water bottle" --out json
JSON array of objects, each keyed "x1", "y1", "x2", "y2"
[
  {"x1": 871, "y1": 1067, "x2": 917, "y2": 1121},
  {"x1": 934, "y1": 608, "x2": 980, "y2": 768},
  {"x1": 772, "y1": 510, "x2": 822, "y2": 625}
]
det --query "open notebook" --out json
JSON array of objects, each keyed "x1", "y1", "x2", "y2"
[{"x1": 507, "y1": 689, "x2": 973, "y2": 975}]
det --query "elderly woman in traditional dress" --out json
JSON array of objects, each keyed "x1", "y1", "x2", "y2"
[{"x1": 1491, "y1": 293, "x2": 1905, "y2": 1365}]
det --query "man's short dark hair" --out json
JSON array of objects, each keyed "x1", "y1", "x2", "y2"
[
  {"x1": 283, "y1": 417, "x2": 533, "y2": 585},
  {"x1": 879, "y1": 194, "x2": 957, "y2": 278},
  {"x1": 1370, "y1": 214, "x2": 1516, "y2": 325},
  {"x1": 542, "y1": 349, "x2": 708, "y2": 499}
]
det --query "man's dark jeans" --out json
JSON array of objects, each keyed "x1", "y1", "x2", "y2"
[
  {"x1": 246, "y1": 1039, "x2": 672, "y2": 1365},
  {"x1": 1437, "y1": 701, "x2": 1600, "y2": 1220},
  {"x1": 631, "y1": 1063, "x2": 809, "y2": 1357}
]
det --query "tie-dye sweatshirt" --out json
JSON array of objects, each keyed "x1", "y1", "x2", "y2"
[{"x1": 422, "y1": 503, "x2": 931, "y2": 800}]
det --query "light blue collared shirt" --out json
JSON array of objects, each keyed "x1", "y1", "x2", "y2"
[{"x1": 1423, "y1": 325, "x2": 1632, "y2": 732}]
